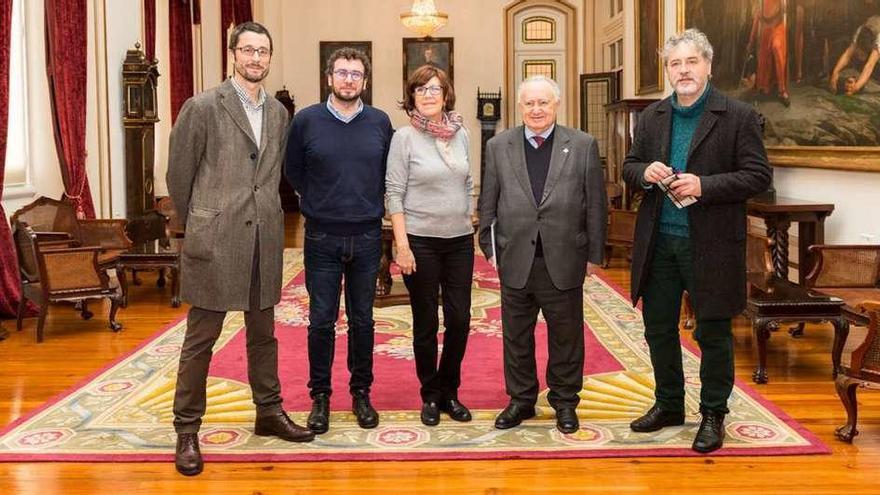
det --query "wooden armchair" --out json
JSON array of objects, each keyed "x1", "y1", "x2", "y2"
[
  {"x1": 13, "y1": 223, "x2": 123, "y2": 342},
  {"x1": 835, "y1": 301, "x2": 880, "y2": 442},
  {"x1": 10, "y1": 196, "x2": 132, "y2": 268},
  {"x1": 603, "y1": 209, "x2": 637, "y2": 268}
]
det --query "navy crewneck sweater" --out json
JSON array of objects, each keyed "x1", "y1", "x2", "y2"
[{"x1": 284, "y1": 103, "x2": 393, "y2": 235}]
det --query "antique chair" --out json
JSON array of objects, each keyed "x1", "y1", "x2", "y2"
[
  {"x1": 13, "y1": 223, "x2": 123, "y2": 342},
  {"x1": 603, "y1": 209, "x2": 637, "y2": 268},
  {"x1": 805, "y1": 244, "x2": 880, "y2": 310},
  {"x1": 835, "y1": 301, "x2": 880, "y2": 442},
  {"x1": 156, "y1": 196, "x2": 185, "y2": 246},
  {"x1": 10, "y1": 196, "x2": 132, "y2": 268}
]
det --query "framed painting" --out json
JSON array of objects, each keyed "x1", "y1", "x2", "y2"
[
  {"x1": 319, "y1": 41, "x2": 372, "y2": 105},
  {"x1": 635, "y1": 0, "x2": 664, "y2": 95},
  {"x1": 677, "y1": 0, "x2": 880, "y2": 172},
  {"x1": 402, "y1": 37, "x2": 454, "y2": 91}
]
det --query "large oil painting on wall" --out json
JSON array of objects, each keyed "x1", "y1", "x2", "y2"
[
  {"x1": 636, "y1": 0, "x2": 664, "y2": 94},
  {"x1": 678, "y1": 0, "x2": 880, "y2": 171}
]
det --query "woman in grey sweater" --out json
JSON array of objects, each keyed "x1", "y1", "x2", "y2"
[{"x1": 385, "y1": 66, "x2": 474, "y2": 427}]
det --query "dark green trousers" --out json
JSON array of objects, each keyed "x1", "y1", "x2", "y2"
[{"x1": 642, "y1": 234, "x2": 734, "y2": 414}]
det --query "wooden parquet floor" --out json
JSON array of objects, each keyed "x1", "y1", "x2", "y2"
[{"x1": 0, "y1": 214, "x2": 878, "y2": 494}]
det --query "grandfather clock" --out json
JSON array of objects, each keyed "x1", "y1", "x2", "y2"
[
  {"x1": 476, "y1": 88, "x2": 502, "y2": 184},
  {"x1": 122, "y1": 43, "x2": 161, "y2": 245}
]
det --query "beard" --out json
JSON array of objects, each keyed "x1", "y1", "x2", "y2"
[
  {"x1": 235, "y1": 62, "x2": 269, "y2": 83},
  {"x1": 331, "y1": 84, "x2": 363, "y2": 102}
]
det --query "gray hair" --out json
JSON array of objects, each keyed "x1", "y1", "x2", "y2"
[
  {"x1": 517, "y1": 75, "x2": 561, "y2": 103},
  {"x1": 661, "y1": 28, "x2": 714, "y2": 64}
]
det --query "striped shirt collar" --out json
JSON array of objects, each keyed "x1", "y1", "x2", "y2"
[
  {"x1": 326, "y1": 96, "x2": 364, "y2": 123},
  {"x1": 229, "y1": 76, "x2": 267, "y2": 111}
]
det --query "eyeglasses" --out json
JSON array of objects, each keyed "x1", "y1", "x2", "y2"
[
  {"x1": 236, "y1": 46, "x2": 271, "y2": 59},
  {"x1": 414, "y1": 85, "x2": 443, "y2": 96},
  {"x1": 333, "y1": 69, "x2": 365, "y2": 81}
]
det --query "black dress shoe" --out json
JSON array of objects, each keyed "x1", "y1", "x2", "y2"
[
  {"x1": 494, "y1": 402, "x2": 536, "y2": 429},
  {"x1": 307, "y1": 393, "x2": 330, "y2": 434},
  {"x1": 556, "y1": 407, "x2": 579, "y2": 434},
  {"x1": 421, "y1": 401, "x2": 440, "y2": 426},
  {"x1": 254, "y1": 411, "x2": 315, "y2": 442},
  {"x1": 692, "y1": 410, "x2": 725, "y2": 453},
  {"x1": 352, "y1": 390, "x2": 379, "y2": 429},
  {"x1": 630, "y1": 405, "x2": 685, "y2": 432},
  {"x1": 175, "y1": 432, "x2": 203, "y2": 476},
  {"x1": 439, "y1": 398, "x2": 472, "y2": 422}
]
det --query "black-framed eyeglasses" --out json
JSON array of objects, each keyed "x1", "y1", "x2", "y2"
[
  {"x1": 415, "y1": 85, "x2": 443, "y2": 96},
  {"x1": 333, "y1": 69, "x2": 365, "y2": 81},
  {"x1": 236, "y1": 46, "x2": 271, "y2": 59}
]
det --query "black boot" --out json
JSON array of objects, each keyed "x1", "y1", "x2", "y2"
[
  {"x1": 629, "y1": 405, "x2": 685, "y2": 432},
  {"x1": 175, "y1": 432, "x2": 203, "y2": 476},
  {"x1": 692, "y1": 410, "x2": 725, "y2": 453},
  {"x1": 307, "y1": 393, "x2": 330, "y2": 434},
  {"x1": 352, "y1": 390, "x2": 379, "y2": 429}
]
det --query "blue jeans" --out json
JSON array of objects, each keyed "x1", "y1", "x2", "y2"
[{"x1": 303, "y1": 228, "x2": 382, "y2": 398}]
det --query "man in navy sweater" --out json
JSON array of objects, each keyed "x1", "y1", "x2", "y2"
[{"x1": 284, "y1": 48, "x2": 393, "y2": 434}]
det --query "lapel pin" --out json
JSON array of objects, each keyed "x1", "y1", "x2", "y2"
[{"x1": 563, "y1": 148, "x2": 569, "y2": 153}]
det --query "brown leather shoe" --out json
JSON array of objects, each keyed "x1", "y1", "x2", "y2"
[
  {"x1": 254, "y1": 411, "x2": 316, "y2": 443},
  {"x1": 175, "y1": 432, "x2": 203, "y2": 476}
]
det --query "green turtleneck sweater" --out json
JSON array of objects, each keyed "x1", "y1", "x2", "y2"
[{"x1": 658, "y1": 84, "x2": 711, "y2": 238}]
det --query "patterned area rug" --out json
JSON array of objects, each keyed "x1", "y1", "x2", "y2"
[{"x1": 0, "y1": 249, "x2": 827, "y2": 461}]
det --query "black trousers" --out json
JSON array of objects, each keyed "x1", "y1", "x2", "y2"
[
  {"x1": 500, "y1": 257, "x2": 584, "y2": 409},
  {"x1": 172, "y1": 234, "x2": 283, "y2": 433},
  {"x1": 642, "y1": 234, "x2": 734, "y2": 414},
  {"x1": 402, "y1": 234, "x2": 474, "y2": 403}
]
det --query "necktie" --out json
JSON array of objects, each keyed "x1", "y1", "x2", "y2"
[{"x1": 533, "y1": 136, "x2": 545, "y2": 148}]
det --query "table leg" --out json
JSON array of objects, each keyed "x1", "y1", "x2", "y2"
[
  {"x1": 118, "y1": 267, "x2": 129, "y2": 309},
  {"x1": 752, "y1": 318, "x2": 771, "y2": 384},
  {"x1": 376, "y1": 236, "x2": 393, "y2": 297},
  {"x1": 765, "y1": 219, "x2": 791, "y2": 281},
  {"x1": 831, "y1": 317, "x2": 850, "y2": 379}
]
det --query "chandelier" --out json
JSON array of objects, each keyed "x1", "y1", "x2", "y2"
[{"x1": 400, "y1": 0, "x2": 448, "y2": 38}]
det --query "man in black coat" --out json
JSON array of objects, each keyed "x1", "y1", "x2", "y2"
[{"x1": 622, "y1": 29, "x2": 772, "y2": 454}]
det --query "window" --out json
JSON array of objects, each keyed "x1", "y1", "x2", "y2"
[
  {"x1": 4, "y1": 0, "x2": 29, "y2": 189},
  {"x1": 523, "y1": 60, "x2": 556, "y2": 80},
  {"x1": 522, "y1": 16, "x2": 555, "y2": 43},
  {"x1": 607, "y1": 39, "x2": 623, "y2": 71}
]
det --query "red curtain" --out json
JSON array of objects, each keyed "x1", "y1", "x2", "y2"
[
  {"x1": 0, "y1": 0, "x2": 23, "y2": 318},
  {"x1": 169, "y1": 0, "x2": 194, "y2": 123},
  {"x1": 220, "y1": 0, "x2": 252, "y2": 80},
  {"x1": 45, "y1": 0, "x2": 95, "y2": 219},
  {"x1": 144, "y1": 0, "x2": 156, "y2": 61}
]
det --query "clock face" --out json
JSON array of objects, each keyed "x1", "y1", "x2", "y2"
[{"x1": 482, "y1": 102, "x2": 495, "y2": 117}]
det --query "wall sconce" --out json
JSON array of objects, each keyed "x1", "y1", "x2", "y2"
[{"x1": 400, "y1": 0, "x2": 448, "y2": 38}]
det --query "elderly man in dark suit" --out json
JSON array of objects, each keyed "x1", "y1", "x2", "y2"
[
  {"x1": 478, "y1": 75, "x2": 607, "y2": 434},
  {"x1": 623, "y1": 29, "x2": 772, "y2": 454},
  {"x1": 166, "y1": 22, "x2": 314, "y2": 476}
]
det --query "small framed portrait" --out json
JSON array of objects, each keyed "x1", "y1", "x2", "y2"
[
  {"x1": 402, "y1": 37, "x2": 454, "y2": 92},
  {"x1": 319, "y1": 41, "x2": 372, "y2": 105}
]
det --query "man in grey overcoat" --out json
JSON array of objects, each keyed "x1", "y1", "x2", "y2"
[
  {"x1": 166, "y1": 22, "x2": 313, "y2": 477},
  {"x1": 478, "y1": 75, "x2": 607, "y2": 435}
]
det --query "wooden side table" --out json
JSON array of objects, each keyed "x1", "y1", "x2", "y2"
[{"x1": 117, "y1": 250, "x2": 181, "y2": 308}]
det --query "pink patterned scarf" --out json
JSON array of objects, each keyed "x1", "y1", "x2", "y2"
[{"x1": 409, "y1": 111, "x2": 463, "y2": 141}]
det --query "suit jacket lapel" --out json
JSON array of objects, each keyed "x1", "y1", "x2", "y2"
[
  {"x1": 539, "y1": 126, "x2": 570, "y2": 205},
  {"x1": 507, "y1": 127, "x2": 537, "y2": 209},
  {"x1": 219, "y1": 80, "x2": 258, "y2": 149},
  {"x1": 258, "y1": 101, "x2": 271, "y2": 157}
]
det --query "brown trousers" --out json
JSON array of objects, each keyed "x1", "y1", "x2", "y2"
[{"x1": 172, "y1": 234, "x2": 283, "y2": 433}]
